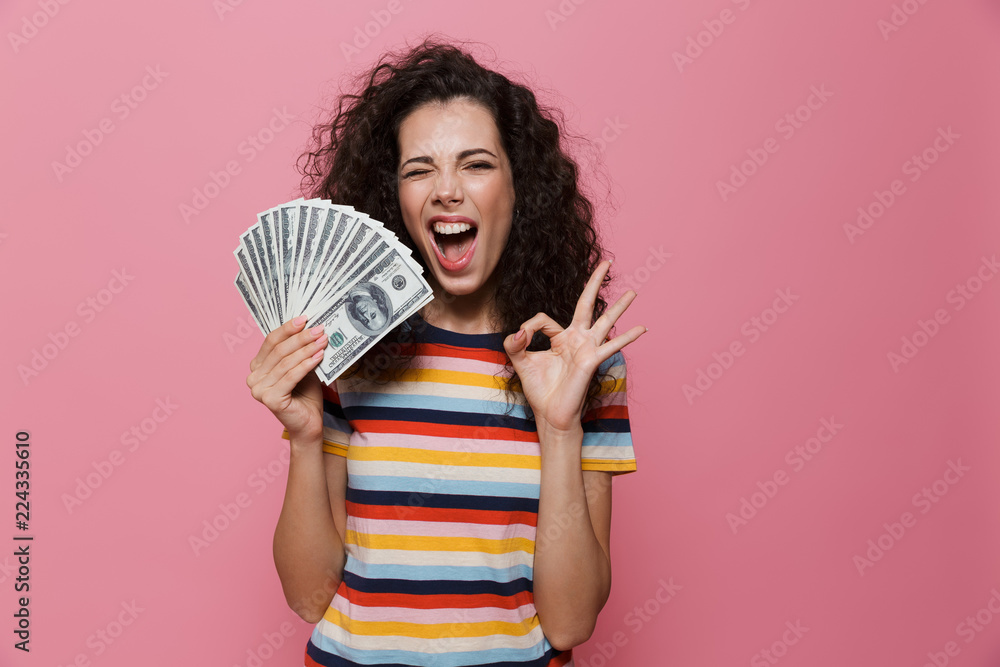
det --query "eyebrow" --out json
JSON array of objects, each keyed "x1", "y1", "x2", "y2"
[{"x1": 400, "y1": 148, "x2": 498, "y2": 170}]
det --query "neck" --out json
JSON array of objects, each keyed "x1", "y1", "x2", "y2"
[{"x1": 420, "y1": 274, "x2": 502, "y2": 335}]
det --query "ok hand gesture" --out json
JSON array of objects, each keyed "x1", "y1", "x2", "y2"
[{"x1": 502, "y1": 260, "x2": 646, "y2": 437}]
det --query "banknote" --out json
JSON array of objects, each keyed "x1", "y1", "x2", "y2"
[
  {"x1": 313, "y1": 247, "x2": 434, "y2": 382},
  {"x1": 233, "y1": 198, "x2": 433, "y2": 384}
]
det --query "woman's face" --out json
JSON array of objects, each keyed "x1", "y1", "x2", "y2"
[{"x1": 396, "y1": 98, "x2": 515, "y2": 299}]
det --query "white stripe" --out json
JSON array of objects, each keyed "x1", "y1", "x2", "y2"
[
  {"x1": 581, "y1": 444, "x2": 636, "y2": 459},
  {"x1": 409, "y1": 355, "x2": 506, "y2": 376},
  {"x1": 349, "y1": 460, "x2": 541, "y2": 484},
  {"x1": 594, "y1": 389, "x2": 628, "y2": 407},
  {"x1": 348, "y1": 545, "x2": 535, "y2": 569}
]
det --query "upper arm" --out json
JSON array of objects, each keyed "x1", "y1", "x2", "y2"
[
  {"x1": 324, "y1": 451, "x2": 348, "y2": 547},
  {"x1": 579, "y1": 352, "x2": 633, "y2": 573},
  {"x1": 582, "y1": 470, "x2": 614, "y2": 563}
]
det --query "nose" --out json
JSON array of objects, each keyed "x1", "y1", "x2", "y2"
[{"x1": 432, "y1": 168, "x2": 463, "y2": 207}]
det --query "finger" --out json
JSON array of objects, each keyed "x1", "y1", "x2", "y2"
[
  {"x1": 518, "y1": 312, "x2": 565, "y2": 339},
  {"x1": 269, "y1": 333, "x2": 328, "y2": 386},
  {"x1": 503, "y1": 327, "x2": 531, "y2": 364},
  {"x1": 595, "y1": 325, "x2": 647, "y2": 365},
  {"x1": 250, "y1": 315, "x2": 309, "y2": 373},
  {"x1": 262, "y1": 344, "x2": 327, "y2": 407},
  {"x1": 572, "y1": 259, "x2": 612, "y2": 328},
  {"x1": 251, "y1": 335, "x2": 327, "y2": 404},
  {"x1": 252, "y1": 323, "x2": 325, "y2": 383},
  {"x1": 591, "y1": 290, "x2": 637, "y2": 342},
  {"x1": 247, "y1": 324, "x2": 325, "y2": 396}
]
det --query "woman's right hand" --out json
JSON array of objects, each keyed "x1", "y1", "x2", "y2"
[{"x1": 246, "y1": 316, "x2": 328, "y2": 441}]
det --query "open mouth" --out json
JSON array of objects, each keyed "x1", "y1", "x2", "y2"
[{"x1": 430, "y1": 219, "x2": 478, "y2": 270}]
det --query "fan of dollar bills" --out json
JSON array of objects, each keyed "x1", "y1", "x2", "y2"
[{"x1": 233, "y1": 198, "x2": 434, "y2": 384}]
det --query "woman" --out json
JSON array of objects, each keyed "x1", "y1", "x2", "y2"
[{"x1": 246, "y1": 39, "x2": 646, "y2": 667}]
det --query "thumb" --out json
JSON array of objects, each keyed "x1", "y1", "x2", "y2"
[{"x1": 503, "y1": 328, "x2": 530, "y2": 363}]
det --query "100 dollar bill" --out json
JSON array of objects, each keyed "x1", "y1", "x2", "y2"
[{"x1": 314, "y1": 248, "x2": 433, "y2": 383}]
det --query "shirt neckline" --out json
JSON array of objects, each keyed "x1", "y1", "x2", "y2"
[{"x1": 403, "y1": 313, "x2": 507, "y2": 350}]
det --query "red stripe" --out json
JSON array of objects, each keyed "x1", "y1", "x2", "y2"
[
  {"x1": 584, "y1": 404, "x2": 629, "y2": 420},
  {"x1": 407, "y1": 342, "x2": 508, "y2": 365},
  {"x1": 347, "y1": 501, "x2": 538, "y2": 527},
  {"x1": 351, "y1": 420, "x2": 538, "y2": 441},
  {"x1": 344, "y1": 587, "x2": 535, "y2": 610}
]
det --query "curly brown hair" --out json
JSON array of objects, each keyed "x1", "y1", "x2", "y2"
[{"x1": 297, "y1": 37, "x2": 614, "y2": 412}]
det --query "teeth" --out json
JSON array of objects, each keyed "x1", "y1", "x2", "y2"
[{"x1": 433, "y1": 221, "x2": 472, "y2": 234}]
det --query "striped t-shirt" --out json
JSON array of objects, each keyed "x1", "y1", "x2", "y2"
[{"x1": 296, "y1": 315, "x2": 636, "y2": 667}]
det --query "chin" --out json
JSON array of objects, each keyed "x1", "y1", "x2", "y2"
[
  {"x1": 435, "y1": 275, "x2": 483, "y2": 297},
  {"x1": 431, "y1": 265, "x2": 494, "y2": 295}
]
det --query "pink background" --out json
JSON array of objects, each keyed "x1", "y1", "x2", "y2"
[{"x1": 3, "y1": 0, "x2": 999, "y2": 665}]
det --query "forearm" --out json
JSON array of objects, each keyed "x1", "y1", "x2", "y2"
[
  {"x1": 532, "y1": 424, "x2": 612, "y2": 650},
  {"x1": 273, "y1": 434, "x2": 346, "y2": 623}
]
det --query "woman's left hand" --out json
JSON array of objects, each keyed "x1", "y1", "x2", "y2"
[{"x1": 503, "y1": 260, "x2": 646, "y2": 437}]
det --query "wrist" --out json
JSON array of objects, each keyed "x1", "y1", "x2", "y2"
[
  {"x1": 535, "y1": 420, "x2": 584, "y2": 446},
  {"x1": 287, "y1": 428, "x2": 324, "y2": 455}
]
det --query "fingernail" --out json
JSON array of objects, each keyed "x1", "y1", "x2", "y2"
[
  {"x1": 310, "y1": 325, "x2": 324, "y2": 337},
  {"x1": 293, "y1": 316, "x2": 307, "y2": 327},
  {"x1": 514, "y1": 329, "x2": 524, "y2": 341}
]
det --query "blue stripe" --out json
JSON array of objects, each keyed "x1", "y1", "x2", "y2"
[
  {"x1": 323, "y1": 396, "x2": 349, "y2": 420},
  {"x1": 322, "y1": 389, "x2": 352, "y2": 437},
  {"x1": 399, "y1": 314, "x2": 508, "y2": 350},
  {"x1": 342, "y1": 570, "x2": 532, "y2": 596},
  {"x1": 598, "y1": 350, "x2": 627, "y2": 374},
  {"x1": 346, "y1": 487, "x2": 539, "y2": 513},
  {"x1": 322, "y1": 411, "x2": 352, "y2": 437},
  {"x1": 582, "y1": 431, "x2": 635, "y2": 449},
  {"x1": 582, "y1": 417, "x2": 630, "y2": 434},
  {"x1": 344, "y1": 555, "x2": 534, "y2": 583},
  {"x1": 341, "y1": 392, "x2": 529, "y2": 420},
  {"x1": 307, "y1": 633, "x2": 561, "y2": 667},
  {"x1": 347, "y1": 477, "x2": 541, "y2": 502},
  {"x1": 346, "y1": 405, "x2": 535, "y2": 431}
]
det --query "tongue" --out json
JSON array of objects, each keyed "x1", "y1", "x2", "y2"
[{"x1": 440, "y1": 230, "x2": 475, "y2": 262}]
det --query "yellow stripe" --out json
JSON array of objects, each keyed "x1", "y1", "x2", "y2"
[
  {"x1": 349, "y1": 446, "x2": 538, "y2": 469},
  {"x1": 582, "y1": 458, "x2": 636, "y2": 472},
  {"x1": 394, "y1": 368, "x2": 506, "y2": 390},
  {"x1": 322, "y1": 606, "x2": 538, "y2": 637},
  {"x1": 345, "y1": 532, "x2": 535, "y2": 555},
  {"x1": 323, "y1": 441, "x2": 349, "y2": 457},
  {"x1": 599, "y1": 376, "x2": 626, "y2": 393}
]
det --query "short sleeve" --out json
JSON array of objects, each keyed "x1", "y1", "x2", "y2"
[
  {"x1": 580, "y1": 350, "x2": 636, "y2": 475},
  {"x1": 280, "y1": 380, "x2": 353, "y2": 457}
]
